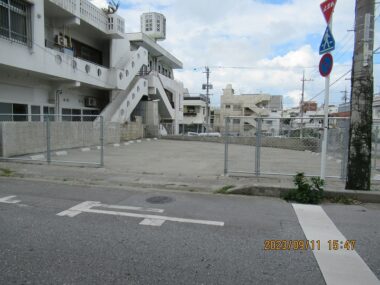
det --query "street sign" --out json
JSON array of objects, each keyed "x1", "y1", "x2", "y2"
[
  {"x1": 319, "y1": 53, "x2": 333, "y2": 78},
  {"x1": 319, "y1": 26, "x2": 335, "y2": 55},
  {"x1": 320, "y1": 0, "x2": 337, "y2": 24}
]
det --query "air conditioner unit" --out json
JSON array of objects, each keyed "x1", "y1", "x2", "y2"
[
  {"x1": 55, "y1": 35, "x2": 67, "y2": 47},
  {"x1": 84, "y1": 97, "x2": 98, "y2": 108}
]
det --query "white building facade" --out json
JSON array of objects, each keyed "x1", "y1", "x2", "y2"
[
  {"x1": 180, "y1": 94, "x2": 209, "y2": 133},
  {"x1": 0, "y1": 0, "x2": 185, "y2": 134}
]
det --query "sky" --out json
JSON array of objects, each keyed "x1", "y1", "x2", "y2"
[{"x1": 91, "y1": 0, "x2": 380, "y2": 109}]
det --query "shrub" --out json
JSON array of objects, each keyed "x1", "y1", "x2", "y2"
[{"x1": 282, "y1": 173, "x2": 324, "y2": 204}]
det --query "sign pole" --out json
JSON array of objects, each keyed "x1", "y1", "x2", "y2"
[{"x1": 320, "y1": 18, "x2": 333, "y2": 180}]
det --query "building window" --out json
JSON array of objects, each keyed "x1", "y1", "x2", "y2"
[
  {"x1": 31, "y1": 105, "x2": 41, "y2": 121},
  {"x1": 0, "y1": 102, "x2": 28, "y2": 121},
  {"x1": 225, "y1": 104, "x2": 231, "y2": 109},
  {"x1": 0, "y1": 102, "x2": 12, "y2": 121},
  {"x1": 0, "y1": 0, "x2": 32, "y2": 47},
  {"x1": 43, "y1": 106, "x2": 55, "y2": 121},
  {"x1": 233, "y1": 119, "x2": 240, "y2": 125},
  {"x1": 62, "y1": 108, "x2": 82, "y2": 121},
  {"x1": 233, "y1": 104, "x2": 241, "y2": 111}
]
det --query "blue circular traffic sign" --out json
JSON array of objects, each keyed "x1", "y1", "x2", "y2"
[{"x1": 319, "y1": 53, "x2": 334, "y2": 77}]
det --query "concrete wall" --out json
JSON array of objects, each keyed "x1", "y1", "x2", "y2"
[
  {"x1": 163, "y1": 135, "x2": 321, "y2": 152},
  {"x1": 0, "y1": 122, "x2": 121, "y2": 157},
  {"x1": 120, "y1": 121, "x2": 144, "y2": 141}
]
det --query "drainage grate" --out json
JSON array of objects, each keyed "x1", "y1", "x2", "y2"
[{"x1": 146, "y1": 196, "x2": 174, "y2": 204}]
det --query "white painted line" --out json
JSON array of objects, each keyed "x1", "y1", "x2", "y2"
[
  {"x1": 57, "y1": 201, "x2": 224, "y2": 227},
  {"x1": 30, "y1": 154, "x2": 45, "y2": 160},
  {"x1": 84, "y1": 208, "x2": 225, "y2": 226},
  {"x1": 57, "y1": 201, "x2": 100, "y2": 218},
  {"x1": 124, "y1": 142, "x2": 130, "y2": 146},
  {"x1": 140, "y1": 218, "x2": 165, "y2": 227},
  {"x1": 292, "y1": 204, "x2": 379, "y2": 285},
  {"x1": 146, "y1": 139, "x2": 151, "y2": 142},
  {"x1": 153, "y1": 138, "x2": 158, "y2": 141},
  {"x1": 98, "y1": 204, "x2": 164, "y2": 213},
  {"x1": 129, "y1": 141, "x2": 135, "y2": 144},
  {"x1": 113, "y1": 143, "x2": 120, "y2": 147},
  {"x1": 137, "y1": 140, "x2": 142, "y2": 143},
  {"x1": 55, "y1": 151, "x2": 68, "y2": 156},
  {"x1": 0, "y1": 195, "x2": 21, "y2": 204},
  {"x1": 96, "y1": 146, "x2": 102, "y2": 150},
  {"x1": 81, "y1": 147, "x2": 91, "y2": 152}
]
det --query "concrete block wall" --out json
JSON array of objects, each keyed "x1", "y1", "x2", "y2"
[
  {"x1": 163, "y1": 136, "x2": 321, "y2": 152},
  {"x1": 120, "y1": 122, "x2": 144, "y2": 141},
  {"x1": 0, "y1": 122, "x2": 121, "y2": 157}
]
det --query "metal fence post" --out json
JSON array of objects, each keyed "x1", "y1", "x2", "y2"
[
  {"x1": 46, "y1": 116, "x2": 51, "y2": 164},
  {"x1": 100, "y1": 116, "x2": 104, "y2": 167},
  {"x1": 224, "y1": 117, "x2": 230, "y2": 176},
  {"x1": 374, "y1": 126, "x2": 379, "y2": 171},
  {"x1": 255, "y1": 118, "x2": 262, "y2": 176},
  {"x1": 340, "y1": 119, "x2": 350, "y2": 180}
]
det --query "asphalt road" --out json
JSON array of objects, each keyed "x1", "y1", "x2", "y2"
[{"x1": 0, "y1": 178, "x2": 379, "y2": 285}]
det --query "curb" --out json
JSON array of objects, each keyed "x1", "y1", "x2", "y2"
[{"x1": 227, "y1": 185, "x2": 380, "y2": 203}]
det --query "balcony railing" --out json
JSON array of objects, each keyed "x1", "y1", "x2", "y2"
[{"x1": 49, "y1": 0, "x2": 125, "y2": 35}]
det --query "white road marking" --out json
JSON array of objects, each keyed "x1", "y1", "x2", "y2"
[
  {"x1": 30, "y1": 154, "x2": 45, "y2": 160},
  {"x1": 140, "y1": 218, "x2": 165, "y2": 226},
  {"x1": 146, "y1": 139, "x2": 151, "y2": 141},
  {"x1": 137, "y1": 140, "x2": 142, "y2": 143},
  {"x1": 81, "y1": 147, "x2": 91, "y2": 152},
  {"x1": 113, "y1": 143, "x2": 120, "y2": 147},
  {"x1": 57, "y1": 201, "x2": 224, "y2": 227},
  {"x1": 55, "y1": 151, "x2": 68, "y2": 156},
  {"x1": 57, "y1": 201, "x2": 99, "y2": 217},
  {"x1": 96, "y1": 146, "x2": 102, "y2": 150},
  {"x1": 129, "y1": 141, "x2": 135, "y2": 144},
  {"x1": 124, "y1": 142, "x2": 130, "y2": 146},
  {"x1": 153, "y1": 138, "x2": 158, "y2": 141},
  {"x1": 292, "y1": 204, "x2": 380, "y2": 285},
  {"x1": 84, "y1": 208, "x2": 224, "y2": 226},
  {"x1": 98, "y1": 203, "x2": 164, "y2": 213},
  {"x1": 0, "y1": 195, "x2": 21, "y2": 204}
]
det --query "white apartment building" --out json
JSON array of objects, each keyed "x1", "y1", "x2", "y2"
[
  {"x1": 180, "y1": 94, "x2": 209, "y2": 133},
  {"x1": 0, "y1": 0, "x2": 185, "y2": 134},
  {"x1": 220, "y1": 84, "x2": 283, "y2": 136}
]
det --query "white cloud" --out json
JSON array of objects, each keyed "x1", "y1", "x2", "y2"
[{"x1": 106, "y1": 0, "x2": 375, "y2": 109}]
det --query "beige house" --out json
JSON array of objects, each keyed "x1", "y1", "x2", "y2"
[{"x1": 219, "y1": 84, "x2": 283, "y2": 136}]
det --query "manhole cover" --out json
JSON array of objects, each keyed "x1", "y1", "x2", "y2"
[{"x1": 146, "y1": 196, "x2": 174, "y2": 204}]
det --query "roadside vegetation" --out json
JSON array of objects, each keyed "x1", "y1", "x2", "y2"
[
  {"x1": 0, "y1": 168, "x2": 14, "y2": 177},
  {"x1": 282, "y1": 173, "x2": 325, "y2": 205},
  {"x1": 215, "y1": 185, "x2": 235, "y2": 194}
]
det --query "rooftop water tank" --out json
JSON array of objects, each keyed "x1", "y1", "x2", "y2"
[{"x1": 141, "y1": 12, "x2": 166, "y2": 42}]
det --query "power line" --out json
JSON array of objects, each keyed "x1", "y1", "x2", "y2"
[{"x1": 308, "y1": 69, "x2": 352, "y2": 102}]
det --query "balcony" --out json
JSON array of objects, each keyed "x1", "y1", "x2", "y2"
[{"x1": 48, "y1": 0, "x2": 125, "y2": 37}]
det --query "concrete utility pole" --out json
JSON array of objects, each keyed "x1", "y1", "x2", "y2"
[
  {"x1": 346, "y1": 0, "x2": 375, "y2": 190},
  {"x1": 203, "y1": 67, "x2": 212, "y2": 132},
  {"x1": 341, "y1": 87, "x2": 349, "y2": 103},
  {"x1": 300, "y1": 70, "x2": 313, "y2": 138}
]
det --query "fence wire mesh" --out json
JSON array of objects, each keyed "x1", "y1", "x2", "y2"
[
  {"x1": 0, "y1": 114, "x2": 105, "y2": 166},
  {"x1": 224, "y1": 116, "x2": 351, "y2": 179}
]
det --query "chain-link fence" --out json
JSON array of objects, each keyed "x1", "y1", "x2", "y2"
[
  {"x1": 0, "y1": 114, "x2": 109, "y2": 166},
  {"x1": 372, "y1": 120, "x2": 380, "y2": 180},
  {"x1": 223, "y1": 116, "x2": 350, "y2": 179}
]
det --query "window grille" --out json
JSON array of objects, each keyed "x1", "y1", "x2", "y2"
[{"x1": 0, "y1": 0, "x2": 32, "y2": 47}]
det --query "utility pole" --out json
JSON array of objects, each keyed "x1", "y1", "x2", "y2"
[
  {"x1": 300, "y1": 70, "x2": 313, "y2": 138},
  {"x1": 341, "y1": 87, "x2": 349, "y2": 103},
  {"x1": 346, "y1": 0, "x2": 375, "y2": 190},
  {"x1": 202, "y1": 67, "x2": 213, "y2": 132}
]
